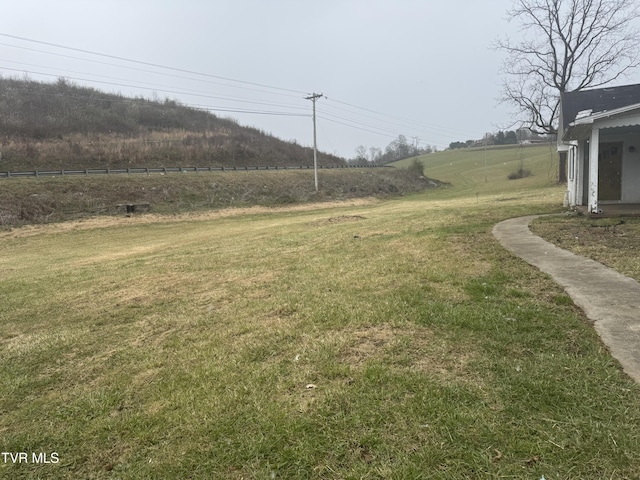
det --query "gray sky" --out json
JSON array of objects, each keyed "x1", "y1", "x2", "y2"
[{"x1": 3, "y1": 0, "x2": 638, "y2": 158}]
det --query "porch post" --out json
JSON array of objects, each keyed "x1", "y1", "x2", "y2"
[
  {"x1": 569, "y1": 145, "x2": 577, "y2": 206},
  {"x1": 576, "y1": 143, "x2": 584, "y2": 205},
  {"x1": 588, "y1": 127, "x2": 600, "y2": 213}
]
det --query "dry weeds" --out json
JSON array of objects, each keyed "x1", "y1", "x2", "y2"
[{"x1": 530, "y1": 215, "x2": 640, "y2": 282}]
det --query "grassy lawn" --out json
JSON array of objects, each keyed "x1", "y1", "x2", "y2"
[{"x1": 2, "y1": 147, "x2": 640, "y2": 478}]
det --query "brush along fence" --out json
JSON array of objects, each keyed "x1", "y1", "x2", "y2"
[{"x1": 0, "y1": 164, "x2": 389, "y2": 179}]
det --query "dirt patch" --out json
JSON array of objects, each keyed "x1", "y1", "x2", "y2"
[
  {"x1": 341, "y1": 324, "x2": 396, "y2": 367},
  {"x1": 327, "y1": 215, "x2": 366, "y2": 223},
  {"x1": 312, "y1": 215, "x2": 368, "y2": 226},
  {"x1": 338, "y1": 324, "x2": 478, "y2": 384}
]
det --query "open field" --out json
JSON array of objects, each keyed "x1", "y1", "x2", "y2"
[
  {"x1": 393, "y1": 143, "x2": 559, "y2": 198},
  {"x1": 2, "y1": 146, "x2": 640, "y2": 479}
]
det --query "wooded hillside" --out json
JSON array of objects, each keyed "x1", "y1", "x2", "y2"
[{"x1": 0, "y1": 77, "x2": 344, "y2": 170}]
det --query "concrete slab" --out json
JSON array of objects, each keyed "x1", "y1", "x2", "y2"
[{"x1": 493, "y1": 215, "x2": 640, "y2": 384}]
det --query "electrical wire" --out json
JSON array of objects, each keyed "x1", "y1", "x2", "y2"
[
  {"x1": 317, "y1": 109, "x2": 459, "y2": 147},
  {"x1": 0, "y1": 32, "x2": 307, "y2": 95},
  {"x1": 0, "y1": 76, "x2": 310, "y2": 118},
  {"x1": 0, "y1": 66, "x2": 309, "y2": 113},
  {"x1": 0, "y1": 41, "x2": 305, "y2": 100},
  {"x1": 0, "y1": 32, "x2": 486, "y2": 152},
  {"x1": 324, "y1": 97, "x2": 477, "y2": 137}
]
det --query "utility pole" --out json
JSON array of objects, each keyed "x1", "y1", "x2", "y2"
[
  {"x1": 305, "y1": 93, "x2": 323, "y2": 192},
  {"x1": 484, "y1": 132, "x2": 488, "y2": 183}
]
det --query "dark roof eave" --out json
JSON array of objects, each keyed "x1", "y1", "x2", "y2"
[{"x1": 562, "y1": 123, "x2": 592, "y2": 142}]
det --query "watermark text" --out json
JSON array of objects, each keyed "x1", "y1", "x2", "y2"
[{"x1": 2, "y1": 452, "x2": 59, "y2": 464}]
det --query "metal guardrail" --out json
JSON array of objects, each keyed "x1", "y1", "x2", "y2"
[{"x1": 0, "y1": 164, "x2": 389, "y2": 179}]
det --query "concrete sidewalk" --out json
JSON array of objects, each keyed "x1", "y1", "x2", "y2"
[{"x1": 493, "y1": 215, "x2": 640, "y2": 384}]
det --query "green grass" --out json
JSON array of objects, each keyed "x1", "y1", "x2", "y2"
[
  {"x1": 393, "y1": 143, "x2": 560, "y2": 198},
  {"x1": 2, "y1": 146, "x2": 640, "y2": 478}
]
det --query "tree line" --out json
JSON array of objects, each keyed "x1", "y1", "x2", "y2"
[
  {"x1": 448, "y1": 129, "x2": 555, "y2": 150},
  {"x1": 351, "y1": 135, "x2": 438, "y2": 164},
  {"x1": 350, "y1": 127, "x2": 558, "y2": 165}
]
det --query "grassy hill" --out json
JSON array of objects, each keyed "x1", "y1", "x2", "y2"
[
  {"x1": 393, "y1": 143, "x2": 560, "y2": 198},
  {"x1": 0, "y1": 77, "x2": 344, "y2": 170}
]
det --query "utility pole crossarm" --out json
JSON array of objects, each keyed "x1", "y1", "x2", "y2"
[{"x1": 305, "y1": 93, "x2": 323, "y2": 192}]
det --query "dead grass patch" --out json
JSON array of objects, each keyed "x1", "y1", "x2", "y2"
[
  {"x1": 0, "y1": 197, "x2": 379, "y2": 239},
  {"x1": 341, "y1": 324, "x2": 396, "y2": 367},
  {"x1": 71, "y1": 244, "x2": 167, "y2": 267},
  {"x1": 131, "y1": 368, "x2": 161, "y2": 387},
  {"x1": 337, "y1": 324, "x2": 477, "y2": 383},
  {"x1": 130, "y1": 320, "x2": 180, "y2": 349},
  {"x1": 408, "y1": 333, "x2": 475, "y2": 379},
  {"x1": 314, "y1": 215, "x2": 367, "y2": 226},
  {"x1": 0, "y1": 327, "x2": 89, "y2": 358}
]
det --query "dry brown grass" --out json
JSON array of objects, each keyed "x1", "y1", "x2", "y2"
[
  {"x1": 1, "y1": 128, "x2": 343, "y2": 171},
  {"x1": 530, "y1": 215, "x2": 640, "y2": 282},
  {"x1": 0, "y1": 168, "x2": 432, "y2": 227}
]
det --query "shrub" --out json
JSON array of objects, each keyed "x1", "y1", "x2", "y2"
[
  {"x1": 407, "y1": 158, "x2": 425, "y2": 178},
  {"x1": 507, "y1": 168, "x2": 532, "y2": 180}
]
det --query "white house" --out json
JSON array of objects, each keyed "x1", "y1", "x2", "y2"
[{"x1": 558, "y1": 83, "x2": 640, "y2": 215}]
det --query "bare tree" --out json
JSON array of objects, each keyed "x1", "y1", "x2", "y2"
[
  {"x1": 495, "y1": 0, "x2": 640, "y2": 136},
  {"x1": 368, "y1": 146, "x2": 382, "y2": 163},
  {"x1": 354, "y1": 145, "x2": 368, "y2": 163}
]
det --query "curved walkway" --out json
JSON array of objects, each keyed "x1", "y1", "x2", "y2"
[{"x1": 493, "y1": 215, "x2": 640, "y2": 384}]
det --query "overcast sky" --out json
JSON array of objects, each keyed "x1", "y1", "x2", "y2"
[{"x1": 2, "y1": 0, "x2": 639, "y2": 158}]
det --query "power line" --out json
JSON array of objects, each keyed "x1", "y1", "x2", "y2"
[
  {"x1": 317, "y1": 109, "x2": 466, "y2": 148},
  {"x1": 324, "y1": 97, "x2": 474, "y2": 136},
  {"x1": 0, "y1": 66, "x2": 309, "y2": 113},
  {"x1": 318, "y1": 115, "x2": 403, "y2": 140},
  {"x1": 0, "y1": 33, "x2": 478, "y2": 142},
  {"x1": 0, "y1": 41, "x2": 304, "y2": 101},
  {"x1": 318, "y1": 115, "x2": 445, "y2": 150},
  {"x1": 0, "y1": 77, "x2": 311, "y2": 118},
  {"x1": 0, "y1": 32, "x2": 307, "y2": 95},
  {"x1": 0, "y1": 32, "x2": 487, "y2": 154}
]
